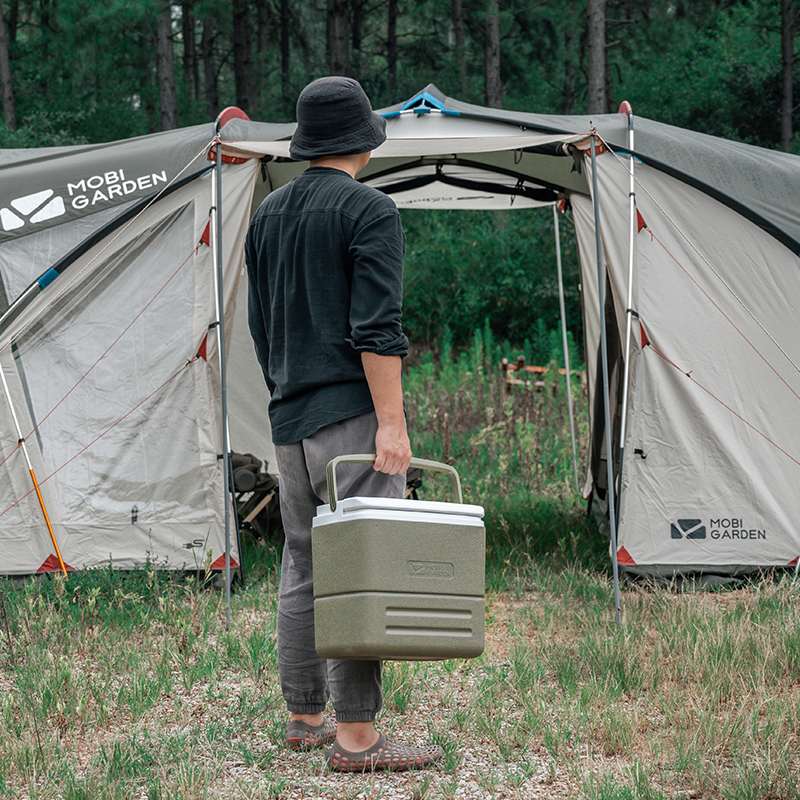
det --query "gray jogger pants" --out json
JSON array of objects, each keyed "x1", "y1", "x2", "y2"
[{"x1": 274, "y1": 411, "x2": 405, "y2": 722}]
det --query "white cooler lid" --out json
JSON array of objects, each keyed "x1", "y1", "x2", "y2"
[{"x1": 313, "y1": 496, "x2": 485, "y2": 528}]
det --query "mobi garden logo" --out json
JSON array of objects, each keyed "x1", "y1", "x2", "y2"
[
  {"x1": 0, "y1": 189, "x2": 66, "y2": 232},
  {"x1": 670, "y1": 518, "x2": 706, "y2": 540},
  {"x1": 1, "y1": 167, "x2": 168, "y2": 233},
  {"x1": 670, "y1": 517, "x2": 767, "y2": 541}
]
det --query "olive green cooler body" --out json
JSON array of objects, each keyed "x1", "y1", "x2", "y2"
[{"x1": 312, "y1": 496, "x2": 486, "y2": 660}]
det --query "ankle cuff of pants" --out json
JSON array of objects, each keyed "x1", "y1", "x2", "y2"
[
  {"x1": 334, "y1": 708, "x2": 378, "y2": 723},
  {"x1": 286, "y1": 701, "x2": 327, "y2": 715}
]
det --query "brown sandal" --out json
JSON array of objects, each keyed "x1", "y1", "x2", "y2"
[
  {"x1": 326, "y1": 734, "x2": 444, "y2": 772},
  {"x1": 285, "y1": 718, "x2": 337, "y2": 750}
]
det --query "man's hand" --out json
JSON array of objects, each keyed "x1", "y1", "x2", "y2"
[
  {"x1": 361, "y1": 352, "x2": 411, "y2": 476},
  {"x1": 374, "y1": 421, "x2": 412, "y2": 476}
]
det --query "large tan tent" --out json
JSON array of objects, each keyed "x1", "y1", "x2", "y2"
[{"x1": 1, "y1": 85, "x2": 798, "y2": 589}]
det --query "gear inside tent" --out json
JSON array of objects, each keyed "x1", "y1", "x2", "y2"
[{"x1": 0, "y1": 84, "x2": 799, "y2": 598}]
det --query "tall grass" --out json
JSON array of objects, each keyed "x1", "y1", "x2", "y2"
[{"x1": 405, "y1": 323, "x2": 604, "y2": 581}]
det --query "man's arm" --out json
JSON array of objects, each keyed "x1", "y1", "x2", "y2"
[
  {"x1": 361, "y1": 352, "x2": 411, "y2": 475},
  {"x1": 347, "y1": 204, "x2": 411, "y2": 475}
]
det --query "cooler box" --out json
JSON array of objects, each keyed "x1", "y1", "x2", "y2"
[{"x1": 312, "y1": 455, "x2": 485, "y2": 661}]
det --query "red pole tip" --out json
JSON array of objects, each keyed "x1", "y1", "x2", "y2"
[
  {"x1": 216, "y1": 106, "x2": 251, "y2": 131},
  {"x1": 211, "y1": 106, "x2": 253, "y2": 163},
  {"x1": 617, "y1": 100, "x2": 632, "y2": 115}
]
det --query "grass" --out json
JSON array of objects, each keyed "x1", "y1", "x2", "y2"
[
  {"x1": 0, "y1": 334, "x2": 797, "y2": 798},
  {"x1": 1, "y1": 558, "x2": 799, "y2": 798}
]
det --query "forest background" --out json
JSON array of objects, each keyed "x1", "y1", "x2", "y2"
[{"x1": 0, "y1": 0, "x2": 796, "y2": 359}]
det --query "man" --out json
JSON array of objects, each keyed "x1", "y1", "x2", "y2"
[{"x1": 245, "y1": 76, "x2": 443, "y2": 772}]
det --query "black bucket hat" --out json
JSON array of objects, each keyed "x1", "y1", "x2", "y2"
[{"x1": 289, "y1": 76, "x2": 387, "y2": 161}]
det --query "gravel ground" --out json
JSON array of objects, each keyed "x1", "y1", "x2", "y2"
[{"x1": 199, "y1": 595, "x2": 584, "y2": 799}]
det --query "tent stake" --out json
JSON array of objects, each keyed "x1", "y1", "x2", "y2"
[
  {"x1": 590, "y1": 135, "x2": 623, "y2": 626},
  {"x1": 211, "y1": 133, "x2": 233, "y2": 630},
  {"x1": 552, "y1": 204, "x2": 580, "y2": 492},
  {"x1": 616, "y1": 103, "x2": 636, "y2": 535},
  {"x1": 0, "y1": 363, "x2": 67, "y2": 576}
]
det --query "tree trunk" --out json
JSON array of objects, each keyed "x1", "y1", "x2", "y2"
[
  {"x1": 484, "y1": 0, "x2": 502, "y2": 107},
  {"x1": 781, "y1": 0, "x2": 795, "y2": 151},
  {"x1": 387, "y1": 0, "x2": 397, "y2": 99},
  {"x1": 182, "y1": 0, "x2": 198, "y2": 101},
  {"x1": 293, "y1": 1, "x2": 312, "y2": 73},
  {"x1": 8, "y1": 0, "x2": 17, "y2": 43},
  {"x1": 201, "y1": 17, "x2": 218, "y2": 119},
  {"x1": 327, "y1": 0, "x2": 350, "y2": 74},
  {"x1": 157, "y1": 4, "x2": 178, "y2": 130},
  {"x1": 351, "y1": 0, "x2": 364, "y2": 76},
  {"x1": 587, "y1": 0, "x2": 607, "y2": 114},
  {"x1": 561, "y1": 1, "x2": 578, "y2": 113},
  {"x1": 256, "y1": 0, "x2": 269, "y2": 53},
  {"x1": 39, "y1": 0, "x2": 52, "y2": 95},
  {"x1": 452, "y1": 0, "x2": 465, "y2": 96},
  {"x1": 254, "y1": 1, "x2": 271, "y2": 112},
  {"x1": 139, "y1": 21, "x2": 158, "y2": 132},
  {"x1": 280, "y1": 0, "x2": 290, "y2": 112},
  {"x1": 0, "y1": 0, "x2": 16, "y2": 130},
  {"x1": 232, "y1": 0, "x2": 253, "y2": 110}
]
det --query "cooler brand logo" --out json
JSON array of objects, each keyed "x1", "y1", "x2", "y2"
[
  {"x1": 183, "y1": 539, "x2": 205, "y2": 550},
  {"x1": 670, "y1": 517, "x2": 766, "y2": 541},
  {"x1": 671, "y1": 519, "x2": 706, "y2": 540},
  {"x1": 0, "y1": 168, "x2": 169, "y2": 233},
  {"x1": 0, "y1": 189, "x2": 66, "y2": 231},
  {"x1": 407, "y1": 560, "x2": 454, "y2": 578}
]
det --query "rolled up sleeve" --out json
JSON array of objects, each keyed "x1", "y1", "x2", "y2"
[{"x1": 346, "y1": 209, "x2": 409, "y2": 357}]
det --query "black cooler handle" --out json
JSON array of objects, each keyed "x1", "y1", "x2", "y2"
[{"x1": 325, "y1": 454, "x2": 463, "y2": 512}]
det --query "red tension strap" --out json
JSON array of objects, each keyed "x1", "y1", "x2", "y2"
[
  {"x1": 639, "y1": 321, "x2": 651, "y2": 349},
  {"x1": 199, "y1": 220, "x2": 211, "y2": 247}
]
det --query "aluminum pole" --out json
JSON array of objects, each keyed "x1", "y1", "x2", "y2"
[
  {"x1": 552, "y1": 204, "x2": 580, "y2": 492},
  {"x1": 211, "y1": 135, "x2": 233, "y2": 629},
  {"x1": 590, "y1": 135, "x2": 623, "y2": 626},
  {"x1": 0, "y1": 362, "x2": 67, "y2": 575},
  {"x1": 616, "y1": 104, "x2": 636, "y2": 517}
]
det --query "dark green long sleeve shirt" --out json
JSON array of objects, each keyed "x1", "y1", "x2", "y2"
[{"x1": 245, "y1": 166, "x2": 408, "y2": 445}]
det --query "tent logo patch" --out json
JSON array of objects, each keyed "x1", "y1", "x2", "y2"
[
  {"x1": 670, "y1": 517, "x2": 766, "y2": 541},
  {"x1": 671, "y1": 519, "x2": 706, "y2": 540},
  {"x1": 0, "y1": 189, "x2": 66, "y2": 231},
  {"x1": 0, "y1": 168, "x2": 171, "y2": 234},
  {"x1": 66, "y1": 167, "x2": 168, "y2": 211}
]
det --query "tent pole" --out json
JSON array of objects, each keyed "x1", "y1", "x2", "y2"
[
  {"x1": 0, "y1": 363, "x2": 67, "y2": 576},
  {"x1": 616, "y1": 103, "x2": 636, "y2": 529},
  {"x1": 552, "y1": 203, "x2": 579, "y2": 492},
  {"x1": 211, "y1": 133, "x2": 233, "y2": 630},
  {"x1": 590, "y1": 134, "x2": 623, "y2": 626}
]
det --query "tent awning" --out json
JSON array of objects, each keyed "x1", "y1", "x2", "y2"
[
  {"x1": 229, "y1": 112, "x2": 590, "y2": 207},
  {"x1": 221, "y1": 112, "x2": 583, "y2": 160},
  {"x1": 364, "y1": 163, "x2": 556, "y2": 210}
]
